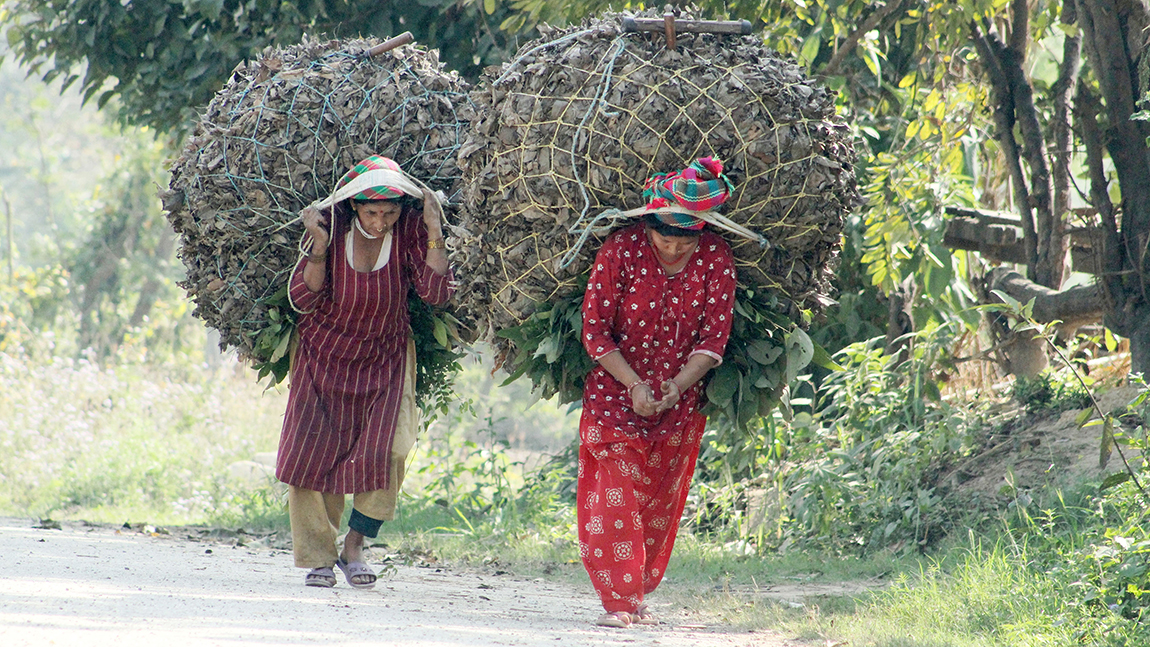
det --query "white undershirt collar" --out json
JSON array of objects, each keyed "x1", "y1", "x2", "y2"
[{"x1": 346, "y1": 228, "x2": 392, "y2": 271}]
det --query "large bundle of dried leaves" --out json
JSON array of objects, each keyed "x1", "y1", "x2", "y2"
[
  {"x1": 455, "y1": 12, "x2": 859, "y2": 347},
  {"x1": 163, "y1": 36, "x2": 472, "y2": 357}
]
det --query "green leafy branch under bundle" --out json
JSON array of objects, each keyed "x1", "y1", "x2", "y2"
[
  {"x1": 248, "y1": 285, "x2": 295, "y2": 386},
  {"x1": 496, "y1": 279, "x2": 593, "y2": 406},
  {"x1": 408, "y1": 294, "x2": 469, "y2": 417},
  {"x1": 701, "y1": 287, "x2": 831, "y2": 432},
  {"x1": 495, "y1": 282, "x2": 829, "y2": 435},
  {"x1": 247, "y1": 287, "x2": 466, "y2": 417}
]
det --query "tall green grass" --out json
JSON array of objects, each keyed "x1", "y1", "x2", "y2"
[
  {"x1": 834, "y1": 539, "x2": 1139, "y2": 647},
  {"x1": 0, "y1": 350, "x2": 287, "y2": 525}
]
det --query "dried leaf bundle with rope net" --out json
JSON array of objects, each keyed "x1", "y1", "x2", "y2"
[
  {"x1": 162, "y1": 35, "x2": 472, "y2": 405},
  {"x1": 456, "y1": 11, "x2": 859, "y2": 426},
  {"x1": 455, "y1": 12, "x2": 859, "y2": 352}
]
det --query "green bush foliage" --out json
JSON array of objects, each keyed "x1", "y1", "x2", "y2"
[
  {"x1": 693, "y1": 322, "x2": 985, "y2": 553},
  {"x1": 1011, "y1": 369, "x2": 1093, "y2": 413}
]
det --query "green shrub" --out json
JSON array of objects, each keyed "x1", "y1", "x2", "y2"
[
  {"x1": 0, "y1": 349, "x2": 286, "y2": 524},
  {"x1": 691, "y1": 322, "x2": 987, "y2": 554},
  {"x1": 1011, "y1": 370, "x2": 1092, "y2": 413}
]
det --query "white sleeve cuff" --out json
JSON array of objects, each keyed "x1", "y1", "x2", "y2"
[{"x1": 689, "y1": 349, "x2": 724, "y2": 366}]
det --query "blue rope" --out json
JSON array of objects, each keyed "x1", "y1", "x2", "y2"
[
  {"x1": 493, "y1": 29, "x2": 598, "y2": 86},
  {"x1": 558, "y1": 36, "x2": 630, "y2": 270}
]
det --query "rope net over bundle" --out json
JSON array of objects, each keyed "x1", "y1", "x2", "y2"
[
  {"x1": 455, "y1": 12, "x2": 859, "y2": 349},
  {"x1": 163, "y1": 35, "x2": 472, "y2": 358}
]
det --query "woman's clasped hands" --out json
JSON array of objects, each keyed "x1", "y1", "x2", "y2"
[{"x1": 629, "y1": 379, "x2": 682, "y2": 417}]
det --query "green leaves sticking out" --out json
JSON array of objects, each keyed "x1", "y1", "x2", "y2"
[
  {"x1": 785, "y1": 327, "x2": 815, "y2": 386},
  {"x1": 248, "y1": 284, "x2": 295, "y2": 387},
  {"x1": 495, "y1": 283, "x2": 822, "y2": 436},
  {"x1": 697, "y1": 287, "x2": 819, "y2": 433},
  {"x1": 497, "y1": 284, "x2": 593, "y2": 406},
  {"x1": 408, "y1": 292, "x2": 468, "y2": 418},
  {"x1": 1100, "y1": 471, "x2": 1132, "y2": 493}
]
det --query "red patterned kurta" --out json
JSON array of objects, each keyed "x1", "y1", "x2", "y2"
[
  {"x1": 577, "y1": 222, "x2": 736, "y2": 613},
  {"x1": 276, "y1": 207, "x2": 452, "y2": 493}
]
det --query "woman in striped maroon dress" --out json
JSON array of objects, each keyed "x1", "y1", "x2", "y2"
[{"x1": 276, "y1": 156, "x2": 452, "y2": 589}]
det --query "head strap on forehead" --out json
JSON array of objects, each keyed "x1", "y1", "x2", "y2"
[
  {"x1": 310, "y1": 155, "x2": 426, "y2": 211},
  {"x1": 652, "y1": 211, "x2": 706, "y2": 231},
  {"x1": 557, "y1": 157, "x2": 766, "y2": 270}
]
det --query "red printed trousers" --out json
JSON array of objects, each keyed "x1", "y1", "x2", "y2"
[{"x1": 576, "y1": 414, "x2": 706, "y2": 613}]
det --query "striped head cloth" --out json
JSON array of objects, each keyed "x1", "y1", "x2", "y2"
[
  {"x1": 336, "y1": 156, "x2": 408, "y2": 201},
  {"x1": 640, "y1": 157, "x2": 735, "y2": 230}
]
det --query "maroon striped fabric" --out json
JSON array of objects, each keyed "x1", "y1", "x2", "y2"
[{"x1": 276, "y1": 205, "x2": 452, "y2": 493}]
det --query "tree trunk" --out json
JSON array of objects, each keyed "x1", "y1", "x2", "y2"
[
  {"x1": 1048, "y1": 0, "x2": 1081, "y2": 290},
  {"x1": 1077, "y1": 0, "x2": 1150, "y2": 375},
  {"x1": 884, "y1": 275, "x2": 916, "y2": 365},
  {"x1": 1125, "y1": 312, "x2": 1150, "y2": 376}
]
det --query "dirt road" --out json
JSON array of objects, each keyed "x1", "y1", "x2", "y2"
[{"x1": 0, "y1": 517, "x2": 797, "y2": 647}]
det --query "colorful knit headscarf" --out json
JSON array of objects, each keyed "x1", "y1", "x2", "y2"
[
  {"x1": 640, "y1": 157, "x2": 734, "y2": 230},
  {"x1": 336, "y1": 156, "x2": 411, "y2": 201}
]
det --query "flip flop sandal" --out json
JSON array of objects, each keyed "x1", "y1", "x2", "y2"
[
  {"x1": 336, "y1": 558, "x2": 377, "y2": 590},
  {"x1": 305, "y1": 566, "x2": 336, "y2": 588},
  {"x1": 596, "y1": 612, "x2": 633, "y2": 628},
  {"x1": 633, "y1": 604, "x2": 658, "y2": 625}
]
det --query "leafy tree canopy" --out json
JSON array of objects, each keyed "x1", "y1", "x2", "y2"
[{"x1": 0, "y1": 0, "x2": 525, "y2": 135}]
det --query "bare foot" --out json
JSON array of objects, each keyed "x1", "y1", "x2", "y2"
[{"x1": 340, "y1": 529, "x2": 366, "y2": 564}]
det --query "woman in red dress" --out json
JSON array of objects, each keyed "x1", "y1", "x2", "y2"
[
  {"x1": 577, "y1": 158, "x2": 738, "y2": 627},
  {"x1": 276, "y1": 156, "x2": 452, "y2": 589}
]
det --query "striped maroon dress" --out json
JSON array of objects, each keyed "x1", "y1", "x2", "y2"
[{"x1": 275, "y1": 207, "x2": 452, "y2": 493}]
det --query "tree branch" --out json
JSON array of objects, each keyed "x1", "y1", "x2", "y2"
[
  {"x1": 1009, "y1": 0, "x2": 1029, "y2": 55},
  {"x1": 1047, "y1": 1, "x2": 1082, "y2": 290},
  {"x1": 971, "y1": 19, "x2": 1038, "y2": 278},
  {"x1": 823, "y1": 0, "x2": 906, "y2": 76},
  {"x1": 997, "y1": 3, "x2": 1058, "y2": 290},
  {"x1": 988, "y1": 267, "x2": 1104, "y2": 328}
]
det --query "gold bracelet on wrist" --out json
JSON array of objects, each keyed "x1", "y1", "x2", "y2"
[{"x1": 427, "y1": 237, "x2": 446, "y2": 250}]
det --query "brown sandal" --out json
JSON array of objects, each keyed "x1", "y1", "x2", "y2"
[{"x1": 305, "y1": 566, "x2": 336, "y2": 588}]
